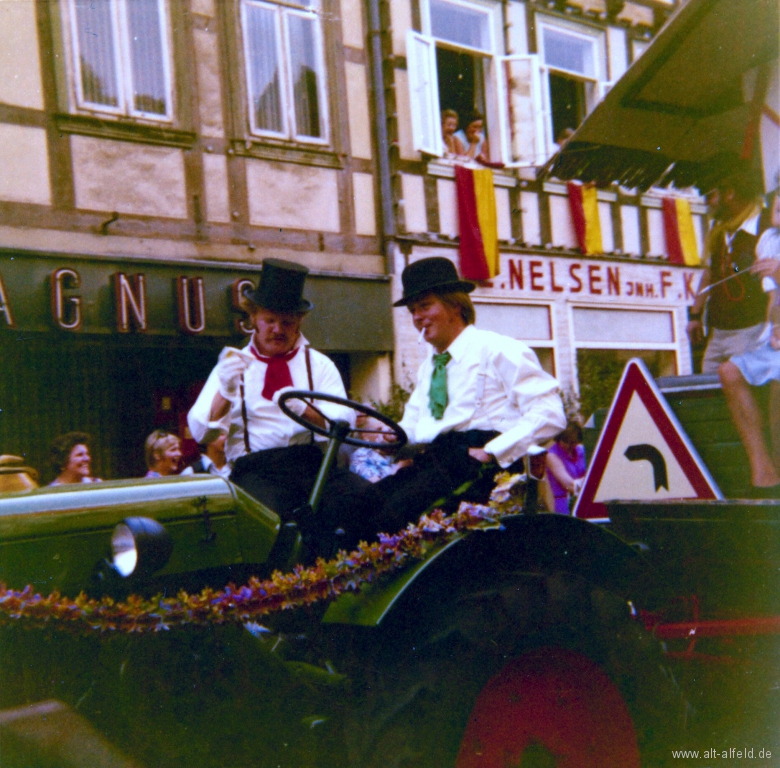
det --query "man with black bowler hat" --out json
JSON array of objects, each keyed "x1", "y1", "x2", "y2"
[
  {"x1": 375, "y1": 256, "x2": 566, "y2": 525},
  {"x1": 188, "y1": 258, "x2": 382, "y2": 552}
]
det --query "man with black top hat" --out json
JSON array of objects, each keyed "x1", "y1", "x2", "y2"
[
  {"x1": 374, "y1": 256, "x2": 566, "y2": 525},
  {"x1": 188, "y1": 258, "x2": 383, "y2": 551}
]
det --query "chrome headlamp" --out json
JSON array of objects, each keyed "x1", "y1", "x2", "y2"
[{"x1": 110, "y1": 517, "x2": 173, "y2": 579}]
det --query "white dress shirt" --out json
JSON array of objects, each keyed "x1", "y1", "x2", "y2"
[
  {"x1": 188, "y1": 334, "x2": 353, "y2": 463},
  {"x1": 399, "y1": 325, "x2": 566, "y2": 468},
  {"x1": 180, "y1": 455, "x2": 232, "y2": 479}
]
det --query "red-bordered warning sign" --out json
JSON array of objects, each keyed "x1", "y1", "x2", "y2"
[{"x1": 573, "y1": 359, "x2": 722, "y2": 521}]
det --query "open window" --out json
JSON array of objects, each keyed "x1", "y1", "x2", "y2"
[
  {"x1": 536, "y1": 17, "x2": 608, "y2": 150},
  {"x1": 407, "y1": 0, "x2": 502, "y2": 161}
]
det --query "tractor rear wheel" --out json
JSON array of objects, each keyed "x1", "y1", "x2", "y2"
[{"x1": 345, "y1": 573, "x2": 683, "y2": 768}]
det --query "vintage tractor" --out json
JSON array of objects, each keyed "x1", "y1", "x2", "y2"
[{"x1": 0, "y1": 389, "x2": 684, "y2": 768}]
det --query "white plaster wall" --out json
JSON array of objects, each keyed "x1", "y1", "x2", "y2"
[
  {"x1": 190, "y1": 0, "x2": 216, "y2": 16},
  {"x1": 71, "y1": 136, "x2": 187, "y2": 217},
  {"x1": 621, "y1": 205, "x2": 641, "y2": 256},
  {"x1": 606, "y1": 26, "x2": 628, "y2": 82},
  {"x1": 345, "y1": 62, "x2": 373, "y2": 159},
  {"x1": 505, "y1": 1, "x2": 528, "y2": 55},
  {"x1": 520, "y1": 190, "x2": 541, "y2": 245},
  {"x1": 646, "y1": 207, "x2": 666, "y2": 257},
  {"x1": 194, "y1": 28, "x2": 225, "y2": 138},
  {"x1": 340, "y1": 0, "x2": 365, "y2": 49},
  {"x1": 203, "y1": 153, "x2": 231, "y2": 223},
  {"x1": 496, "y1": 187, "x2": 512, "y2": 242},
  {"x1": 394, "y1": 69, "x2": 417, "y2": 161},
  {"x1": 598, "y1": 200, "x2": 614, "y2": 253},
  {"x1": 352, "y1": 172, "x2": 377, "y2": 236},
  {"x1": 389, "y1": 0, "x2": 413, "y2": 56},
  {"x1": 0, "y1": 124, "x2": 50, "y2": 205},
  {"x1": 0, "y1": 0, "x2": 43, "y2": 109},
  {"x1": 693, "y1": 214, "x2": 705, "y2": 261},
  {"x1": 437, "y1": 178, "x2": 458, "y2": 237},
  {"x1": 549, "y1": 194, "x2": 578, "y2": 249},
  {"x1": 618, "y1": 2, "x2": 654, "y2": 26},
  {"x1": 401, "y1": 173, "x2": 427, "y2": 233},
  {"x1": 350, "y1": 353, "x2": 392, "y2": 403},
  {"x1": 246, "y1": 160, "x2": 340, "y2": 231},
  {"x1": 569, "y1": 0, "x2": 606, "y2": 12}
]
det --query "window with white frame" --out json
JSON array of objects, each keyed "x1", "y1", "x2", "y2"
[
  {"x1": 407, "y1": 0, "x2": 502, "y2": 160},
  {"x1": 536, "y1": 17, "x2": 607, "y2": 150},
  {"x1": 241, "y1": 0, "x2": 328, "y2": 143},
  {"x1": 67, "y1": 0, "x2": 173, "y2": 120},
  {"x1": 406, "y1": 2, "x2": 608, "y2": 168}
]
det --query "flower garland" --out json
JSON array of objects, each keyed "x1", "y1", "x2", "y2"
[{"x1": 0, "y1": 475, "x2": 526, "y2": 635}]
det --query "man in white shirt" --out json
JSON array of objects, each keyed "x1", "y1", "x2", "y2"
[
  {"x1": 181, "y1": 431, "x2": 232, "y2": 479},
  {"x1": 188, "y1": 259, "x2": 381, "y2": 551},
  {"x1": 376, "y1": 257, "x2": 566, "y2": 525}
]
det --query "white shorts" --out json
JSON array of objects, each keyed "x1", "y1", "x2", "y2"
[{"x1": 702, "y1": 324, "x2": 767, "y2": 374}]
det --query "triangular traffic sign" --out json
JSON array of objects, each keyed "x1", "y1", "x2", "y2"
[{"x1": 573, "y1": 359, "x2": 722, "y2": 521}]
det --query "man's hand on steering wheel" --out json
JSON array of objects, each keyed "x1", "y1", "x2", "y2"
[{"x1": 273, "y1": 387, "x2": 327, "y2": 429}]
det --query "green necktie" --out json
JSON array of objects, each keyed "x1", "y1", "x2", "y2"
[{"x1": 429, "y1": 351, "x2": 451, "y2": 420}]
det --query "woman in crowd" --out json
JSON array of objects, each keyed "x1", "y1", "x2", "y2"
[
  {"x1": 49, "y1": 432, "x2": 101, "y2": 486},
  {"x1": 441, "y1": 109, "x2": 466, "y2": 157},
  {"x1": 455, "y1": 111, "x2": 490, "y2": 163},
  {"x1": 144, "y1": 430, "x2": 183, "y2": 478},
  {"x1": 545, "y1": 421, "x2": 587, "y2": 514}
]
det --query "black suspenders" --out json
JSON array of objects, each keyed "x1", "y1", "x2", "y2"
[{"x1": 240, "y1": 346, "x2": 314, "y2": 454}]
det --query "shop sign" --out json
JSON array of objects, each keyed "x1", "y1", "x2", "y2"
[
  {"x1": 0, "y1": 253, "x2": 392, "y2": 351},
  {"x1": 484, "y1": 254, "x2": 701, "y2": 304}
]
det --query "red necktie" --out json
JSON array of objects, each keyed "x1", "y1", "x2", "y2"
[{"x1": 250, "y1": 345, "x2": 300, "y2": 400}]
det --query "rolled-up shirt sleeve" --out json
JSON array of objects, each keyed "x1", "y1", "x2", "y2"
[
  {"x1": 484, "y1": 344, "x2": 566, "y2": 468},
  {"x1": 188, "y1": 367, "x2": 232, "y2": 445}
]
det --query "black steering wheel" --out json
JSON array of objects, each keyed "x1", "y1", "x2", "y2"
[{"x1": 277, "y1": 390, "x2": 407, "y2": 449}]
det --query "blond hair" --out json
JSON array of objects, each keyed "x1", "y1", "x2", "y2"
[
  {"x1": 145, "y1": 430, "x2": 179, "y2": 470},
  {"x1": 437, "y1": 291, "x2": 476, "y2": 325}
]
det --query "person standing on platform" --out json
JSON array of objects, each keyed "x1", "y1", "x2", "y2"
[{"x1": 686, "y1": 169, "x2": 768, "y2": 373}]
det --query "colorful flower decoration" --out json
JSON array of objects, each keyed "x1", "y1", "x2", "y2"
[{"x1": 0, "y1": 475, "x2": 526, "y2": 635}]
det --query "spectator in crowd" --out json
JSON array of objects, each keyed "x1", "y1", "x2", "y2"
[
  {"x1": 182, "y1": 431, "x2": 231, "y2": 479},
  {"x1": 545, "y1": 421, "x2": 587, "y2": 514},
  {"x1": 455, "y1": 112, "x2": 490, "y2": 164},
  {"x1": 441, "y1": 109, "x2": 466, "y2": 157},
  {"x1": 144, "y1": 430, "x2": 183, "y2": 478},
  {"x1": 49, "y1": 432, "x2": 101, "y2": 486},
  {"x1": 374, "y1": 257, "x2": 565, "y2": 527},
  {"x1": 188, "y1": 258, "x2": 386, "y2": 552},
  {"x1": 718, "y1": 190, "x2": 780, "y2": 497},
  {"x1": 686, "y1": 168, "x2": 768, "y2": 372}
]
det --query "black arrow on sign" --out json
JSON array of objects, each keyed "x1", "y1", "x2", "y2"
[{"x1": 624, "y1": 444, "x2": 669, "y2": 491}]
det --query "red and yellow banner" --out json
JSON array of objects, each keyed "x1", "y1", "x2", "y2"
[
  {"x1": 455, "y1": 165, "x2": 499, "y2": 280},
  {"x1": 567, "y1": 182, "x2": 603, "y2": 256},
  {"x1": 662, "y1": 197, "x2": 700, "y2": 266}
]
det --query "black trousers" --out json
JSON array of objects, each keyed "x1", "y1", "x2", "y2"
[
  {"x1": 230, "y1": 445, "x2": 389, "y2": 553},
  {"x1": 374, "y1": 430, "x2": 504, "y2": 531}
]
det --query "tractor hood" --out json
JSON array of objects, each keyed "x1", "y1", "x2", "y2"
[{"x1": 0, "y1": 476, "x2": 280, "y2": 595}]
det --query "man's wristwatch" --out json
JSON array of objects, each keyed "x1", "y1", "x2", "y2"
[{"x1": 689, "y1": 312, "x2": 702, "y2": 322}]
